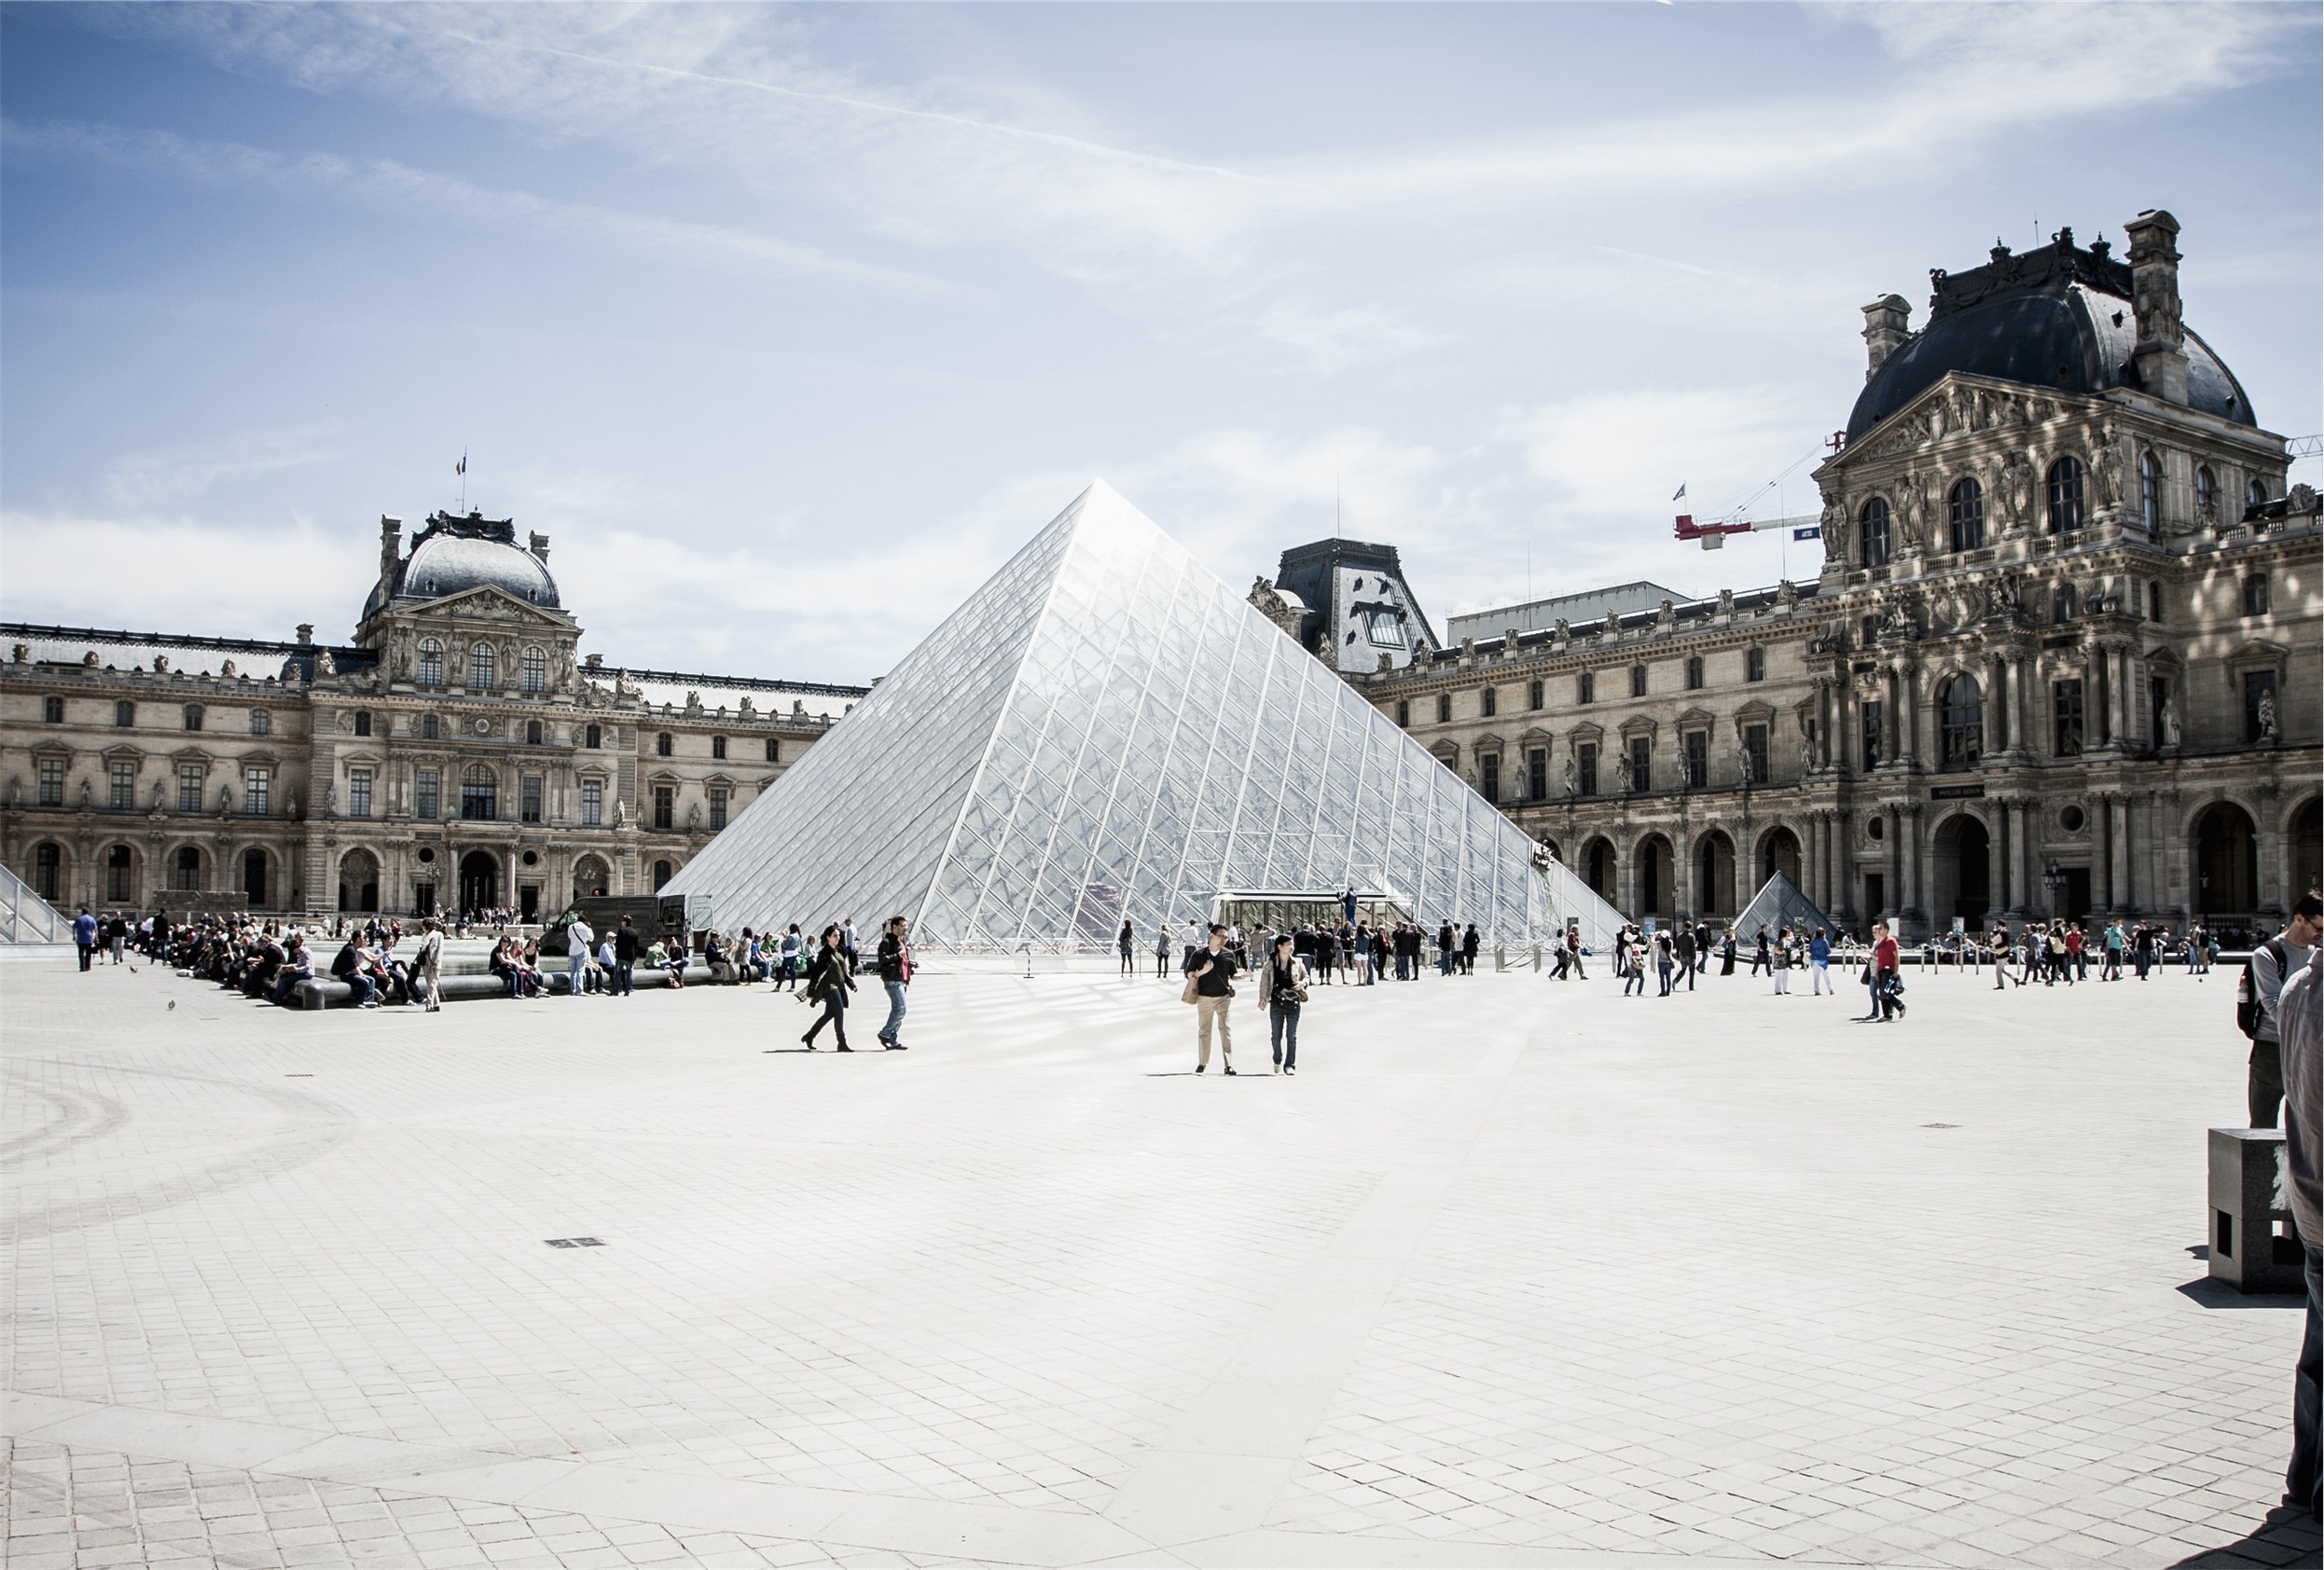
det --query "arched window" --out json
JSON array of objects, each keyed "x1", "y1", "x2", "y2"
[
  {"x1": 2194, "y1": 465, "x2": 2217, "y2": 519},
  {"x1": 652, "y1": 859, "x2": 675, "y2": 891},
  {"x1": 2053, "y1": 582, "x2": 2078, "y2": 623},
  {"x1": 33, "y1": 843, "x2": 62, "y2": 901},
  {"x1": 469, "y1": 644, "x2": 496, "y2": 690},
  {"x1": 417, "y1": 639, "x2": 444, "y2": 686},
  {"x1": 2248, "y1": 476, "x2": 2269, "y2": 508},
  {"x1": 2045, "y1": 457, "x2": 2084, "y2": 534},
  {"x1": 1947, "y1": 478, "x2": 1985, "y2": 552},
  {"x1": 1684, "y1": 655, "x2": 1704, "y2": 690},
  {"x1": 656, "y1": 731, "x2": 673, "y2": 757},
  {"x1": 174, "y1": 846, "x2": 201, "y2": 891},
  {"x1": 105, "y1": 845, "x2": 133, "y2": 902},
  {"x1": 461, "y1": 764, "x2": 497, "y2": 821},
  {"x1": 2138, "y1": 450, "x2": 2161, "y2": 530},
  {"x1": 1939, "y1": 674, "x2": 1983, "y2": 772},
  {"x1": 1860, "y1": 497, "x2": 1890, "y2": 567},
  {"x1": 521, "y1": 647, "x2": 546, "y2": 694}
]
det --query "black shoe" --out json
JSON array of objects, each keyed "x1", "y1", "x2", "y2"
[
  {"x1": 885, "y1": 1041, "x2": 907, "y2": 1050},
  {"x1": 1195, "y1": 1063, "x2": 1206, "y2": 1074},
  {"x1": 1223, "y1": 1066, "x2": 1237, "y2": 1076},
  {"x1": 802, "y1": 1033, "x2": 816, "y2": 1048},
  {"x1": 837, "y1": 1043, "x2": 853, "y2": 1052}
]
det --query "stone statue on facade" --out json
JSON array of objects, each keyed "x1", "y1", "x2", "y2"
[
  {"x1": 315, "y1": 650, "x2": 337, "y2": 678},
  {"x1": 1614, "y1": 751, "x2": 1633, "y2": 792},
  {"x1": 1563, "y1": 756, "x2": 1578, "y2": 797},
  {"x1": 2258, "y1": 690, "x2": 2277, "y2": 740},
  {"x1": 2159, "y1": 696, "x2": 2181, "y2": 749},
  {"x1": 1553, "y1": 617, "x2": 1570, "y2": 641},
  {"x1": 1656, "y1": 599, "x2": 1676, "y2": 633}
]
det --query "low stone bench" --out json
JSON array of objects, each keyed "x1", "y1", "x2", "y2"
[{"x1": 293, "y1": 964, "x2": 712, "y2": 1009}]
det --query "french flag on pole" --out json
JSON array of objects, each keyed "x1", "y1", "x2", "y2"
[{"x1": 455, "y1": 453, "x2": 465, "y2": 475}]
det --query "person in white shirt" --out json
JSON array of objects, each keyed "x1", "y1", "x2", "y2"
[{"x1": 566, "y1": 916, "x2": 595, "y2": 998}]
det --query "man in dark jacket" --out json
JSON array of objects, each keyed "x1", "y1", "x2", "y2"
[
  {"x1": 875, "y1": 916, "x2": 912, "y2": 1051},
  {"x1": 330, "y1": 936, "x2": 380, "y2": 1008},
  {"x1": 613, "y1": 916, "x2": 641, "y2": 998},
  {"x1": 1673, "y1": 926, "x2": 1697, "y2": 990}
]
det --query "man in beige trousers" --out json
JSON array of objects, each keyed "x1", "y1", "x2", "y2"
[{"x1": 1184, "y1": 923, "x2": 1239, "y2": 1076}]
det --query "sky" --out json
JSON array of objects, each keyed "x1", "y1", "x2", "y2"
[{"x1": 3, "y1": 2, "x2": 2317, "y2": 686}]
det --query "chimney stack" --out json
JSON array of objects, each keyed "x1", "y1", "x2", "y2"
[
  {"x1": 2123, "y1": 210, "x2": 2187, "y2": 405},
  {"x1": 1861, "y1": 295, "x2": 1911, "y2": 379},
  {"x1": 528, "y1": 530, "x2": 551, "y2": 563},
  {"x1": 296, "y1": 623, "x2": 315, "y2": 646}
]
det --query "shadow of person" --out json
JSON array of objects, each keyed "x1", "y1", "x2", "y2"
[{"x1": 2168, "y1": 1503, "x2": 2319, "y2": 1566}]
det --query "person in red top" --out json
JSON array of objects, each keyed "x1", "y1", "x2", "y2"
[
  {"x1": 1864, "y1": 920, "x2": 1903, "y2": 1023},
  {"x1": 2065, "y1": 924, "x2": 2086, "y2": 982}
]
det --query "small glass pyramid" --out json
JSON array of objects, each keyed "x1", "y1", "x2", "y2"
[
  {"x1": 669, "y1": 483, "x2": 1620, "y2": 950},
  {"x1": 1732, "y1": 871, "x2": 1838, "y2": 941}
]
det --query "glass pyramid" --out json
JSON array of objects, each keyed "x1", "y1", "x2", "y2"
[
  {"x1": 1732, "y1": 871, "x2": 1837, "y2": 942},
  {"x1": 669, "y1": 482, "x2": 1622, "y2": 951}
]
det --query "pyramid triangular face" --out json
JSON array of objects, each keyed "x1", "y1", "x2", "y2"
[
  {"x1": 1733, "y1": 871, "x2": 1836, "y2": 940},
  {"x1": 671, "y1": 483, "x2": 1617, "y2": 947}
]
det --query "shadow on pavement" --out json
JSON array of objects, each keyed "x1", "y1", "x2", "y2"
[
  {"x1": 2175, "y1": 1277, "x2": 2305, "y2": 1310},
  {"x1": 2169, "y1": 1504, "x2": 2319, "y2": 1567}
]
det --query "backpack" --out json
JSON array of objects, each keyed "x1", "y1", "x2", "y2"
[{"x1": 2237, "y1": 938, "x2": 2288, "y2": 1040}]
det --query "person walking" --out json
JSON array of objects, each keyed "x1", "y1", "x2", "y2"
[
  {"x1": 1621, "y1": 930, "x2": 1646, "y2": 997},
  {"x1": 613, "y1": 916, "x2": 641, "y2": 998},
  {"x1": 1184, "y1": 923, "x2": 1239, "y2": 1074},
  {"x1": 2276, "y1": 943, "x2": 2321, "y2": 1520},
  {"x1": 1153, "y1": 925, "x2": 1171, "y2": 978},
  {"x1": 566, "y1": 914, "x2": 595, "y2": 998},
  {"x1": 1750, "y1": 930, "x2": 1772, "y2": 977},
  {"x1": 1654, "y1": 930, "x2": 1676, "y2": 997},
  {"x1": 1674, "y1": 925, "x2": 1697, "y2": 991},
  {"x1": 1257, "y1": 931, "x2": 1310, "y2": 1075},
  {"x1": 1720, "y1": 929, "x2": 1737, "y2": 977},
  {"x1": 801, "y1": 925, "x2": 856, "y2": 1051},
  {"x1": 1772, "y1": 930, "x2": 1792, "y2": 995},
  {"x1": 1863, "y1": 920, "x2": 1900, "y2": 1021},
  {"x1": 1118, "y1": 919, "x2": 1136, "y2": 976},
  {"x1": 876, "y1": 916, "x2": 913, "y2": 1050},
  {"x1": 2247, "y1": 896, "x2": 2323, "y2": 1128},
  {"x1": 1809, "y1": 928, "x2": 1833, "y2": 994},
  {"x1": 1460, "y1": 923, "x2": 1481, "y2": 977},
  {"x1": 106, "y1": 912, "x2": 129, "y2": 965},
  {"x1": 413, "y1": 917, "x2": 443, "y2": 1011},
  {"x1": 74, "y1": 907, "x2": 98, "y2": 972}
]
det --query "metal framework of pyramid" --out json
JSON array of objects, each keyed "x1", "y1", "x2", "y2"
[
  {"x1": 669, "y1": 482, "x2": 1623, "y2": 951},
  {"x1": 1732, "y1": 871, "x2": 1836, "y2": 940}
]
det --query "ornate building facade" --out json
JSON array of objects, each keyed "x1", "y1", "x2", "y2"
[
  {"x1": 1294, "y1": 212, "x2": 2320, "y2": 939},
  {"x1": 2, "y1": 512, "x2": 867, "y2": 922}
]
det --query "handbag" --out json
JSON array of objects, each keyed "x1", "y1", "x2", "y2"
[{"x1": 1181, "y1": 971, "x2": 1201, "y2": 1005}]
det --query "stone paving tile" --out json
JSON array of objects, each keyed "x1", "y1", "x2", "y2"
[{"x1": 3, "y1": 956, "x2": 2311, "y2": 1566}]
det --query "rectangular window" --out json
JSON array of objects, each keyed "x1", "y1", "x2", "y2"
[
  {"x1": 2244, "y1": 668, "x2": 2278, "y2": 744},
  {"x1": 178, "y1": 764, "x2": 203, "y2": 812},
  {"x1": 353, "y1": 711, "x2": 371, "y2": 737},
  {"x1": 250, "y1": 709, "x2": 270, "y2": 736},
  {"x1": 1527, "y1": 679, "x2": 1543, "y2": 709},
  {"x1": 1743, "y1": 724, "x2": 1769, "y2": 785},
  {"x1": 585, "y1": 723, "x2": 602, "y2": 750},
  {"x1": 581, "y1": 778, "x2": 602, "y2": 827},
  {"x1": 1365, "y1": 610, "x2": 1404, "y2": 648},
  {"x1": 1577, "y1": 672, "x2": 1595, "y2": 705},
  {"x1": 712, "y1": 736, "x2": 728, "y2": 760},
  {"x1": 1480, "y1": 688, "x2": 1497, "y2": 719},
  {"x1": 470, "y1": 646, "x2": 495, "y2": 689},
  {"x1": 1629, "y1": 666, "x2": 1647, "y2": 698},
  {"x1": 1435, "y1": 693, "x2": 1452, "y2": 723},
  {"x1": 422, "y1": 713, "x2": 439, "y2": 740},
  {"x1": 109, "y1": 761, "x2": 135, "y2": 809},
  {"x1": 184, "y1": 706, "x2": 202, "y2": 732},
  {"x1": 416, "y1": 769, "x2": 439, "y2": 821},
  {"x1": 653, "y1": 786, "x2": 674, "y2": 831},
  {"x1": 520, "y1": 776, "x2": 543, "y2": 824},
  {"x1": 42, "y1": 695, "x2": 64, "y2": 723},
  {"x1": 115, "y1": 700, "x2": 134, "y2": 726},
  {"x1": 709, "y1": 787, "x2": 728, "y2": 829},
  {"x1": 1861, "y1": 700, "x2": 1884, "y2": 771},
  {"x1": 243, "y1": 767, "x2": 270, "y2": 816},
  {"x1": 1395, "y1": 699, "x2": 1410, "y2": 727},
  {"x1": 1628, "y1": 737, "x2": 1651, "y2": 792},
  {"x1": 1683, "y1": 731, "x2": 1708, "y2": 789},
  {"x1": 1577, "y1": 742, "x2": 1598, "y2": 797},
  {"x1": 1685, "y1": 657, "x2": 1703, "y2": 690},
  {"x1": 1527, "y1": 747, "x2": 1547, "y2": 801},
  {"x1": 764, "y1": 737, "x2": 780, "y2": 764},
  {"x1": 2245, "y1": 574, "x2": 2270, "y2": 616},
  {"x1": 461, "y1": 773, "x2": 495, "y2": 821},
  {"x1": 2053, "y1": 680, "x2": 2085, "y2": 757},
  {"x1": 1746, "y1": 648, "x2": 1766, "y2": 682},
  {"x1": 348, "y1": 767, "x2": 373, "y2": 819},
  {"x1": 37, "y1": 758, "x2": 63, "y2": 806},
  {"x1": 417, "y1": 644, "x2": 443, "y2": 685},
  {"x1": 1480, "y1": 755, "x2": 1501, "y2": 805},
  {"x1": 522, "y1": 649, "x2": 546, "y2": 693}
]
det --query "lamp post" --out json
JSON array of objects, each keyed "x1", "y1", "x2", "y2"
[{"x1": 2041, "y1": 861, "x2": 2066, "y2": 916}]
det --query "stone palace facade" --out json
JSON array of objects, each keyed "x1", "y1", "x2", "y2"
[
  {"x1": 2, "y1": 512, "x2": 867, "y2": 922},
  {"x1": 1284, "y1": 212, "x2": 2320, "y2": 940}
]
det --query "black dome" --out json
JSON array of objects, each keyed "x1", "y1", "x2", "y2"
[{"x1": 1847, "y1": 237, "x2": 2255, "y2": 442}]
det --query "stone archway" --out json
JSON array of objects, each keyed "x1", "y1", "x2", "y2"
[
  {"x1": 1758, "y1": 825, "x2": 1803, "y2": 888},
  {"x1": 1581, "y1": 836, "x2": 1617, "y2": 907},
  {"x1": 1929, "y1": 814, "x2": 1993, "y2": 928},
  {"x1": 459, "y1": 850, "x2": 501, "y2": 915},
  {"x1": 1694, "y1": 830, "x2": 1736, "y2": 917},
  {"x1": 339, "y1": 849, "x2": 380, "y2": 914},
  {"x1": 573, "y1": 855, "x2": 612, "y2": 900},
  {"x1": 2193, "y1": 803, "x2": 2259, "y2": 929},
  {"x1": 1635, "y1": 833, "x2": 1675, "y2": 921}
]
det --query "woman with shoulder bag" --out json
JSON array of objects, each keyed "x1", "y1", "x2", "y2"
[
  {"x1": 801, "y1": 925, "x2": 856, "y2": 1051},
  {"x1": 1257, "y1": 931, "x2": 1311, "y2": 1075}
]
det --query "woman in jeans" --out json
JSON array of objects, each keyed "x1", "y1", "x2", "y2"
[
  {"x1": 801, "y1": 925, "x2": 856, "y2": 1051},
  {"x1": 1256, "y1": 932, "x2": 1311, "y2": 1075}
]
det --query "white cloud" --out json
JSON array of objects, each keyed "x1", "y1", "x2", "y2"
[
  {"x1": 101, "y1": 425, "x2": 344, "y2": 511},
  {"x1": 0, "y1": 508, "x2": 375, "y2": 640}
]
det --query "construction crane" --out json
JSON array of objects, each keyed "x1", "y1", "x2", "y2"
[{"x1": 1672, "y1": 512, "x2": 1825, "y2": 550}]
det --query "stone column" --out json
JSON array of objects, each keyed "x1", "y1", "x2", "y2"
[
  {"x1": 1903, "y1": 667, "x2": 1924, "y2": 768},
  {"x1": 1987, "y1": 653, "x2": 2011, "y2": 754},
  {"x1": 2015, "y1": 653, "x2": 2039, "y2": 759},
  {"x1": 1884, "y1": 668, "x2": 1903, "y2": 765},
  {"x1": 1904, "y1": 805, "x2": 1924, "y2": 930}
]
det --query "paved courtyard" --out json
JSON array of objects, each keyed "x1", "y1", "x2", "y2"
[{"x1": 3, "y1": 949, "x2": 2316, "y2": 1570}]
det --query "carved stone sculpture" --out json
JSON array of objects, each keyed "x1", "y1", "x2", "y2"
[
  {"x1": 2159, "y1": 697, "x2": 2181, "y2": 748},
  {"x1": 2258, "y1": 690, "x2": 2277, "y2": 739}
]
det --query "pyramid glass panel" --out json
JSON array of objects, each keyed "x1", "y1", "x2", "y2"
[
  {"x1": 1732, "y1": 871, "x2": 1838, "y2": 942},
  {"x1": 669, "y1": 483, "x2": 1624, "y2": 949}
]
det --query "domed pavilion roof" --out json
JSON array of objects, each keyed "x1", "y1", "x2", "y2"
[
  {"x1": 363, "y1": 512, "x2": 560, "y2": 620},
  {"x1": 1846, "y1": 229, "x2": 2255, "y2": 442}
]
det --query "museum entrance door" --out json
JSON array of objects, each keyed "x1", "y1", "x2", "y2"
[{"x1": 459, "y1": 850, "x2": 500, "y2": 916}]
